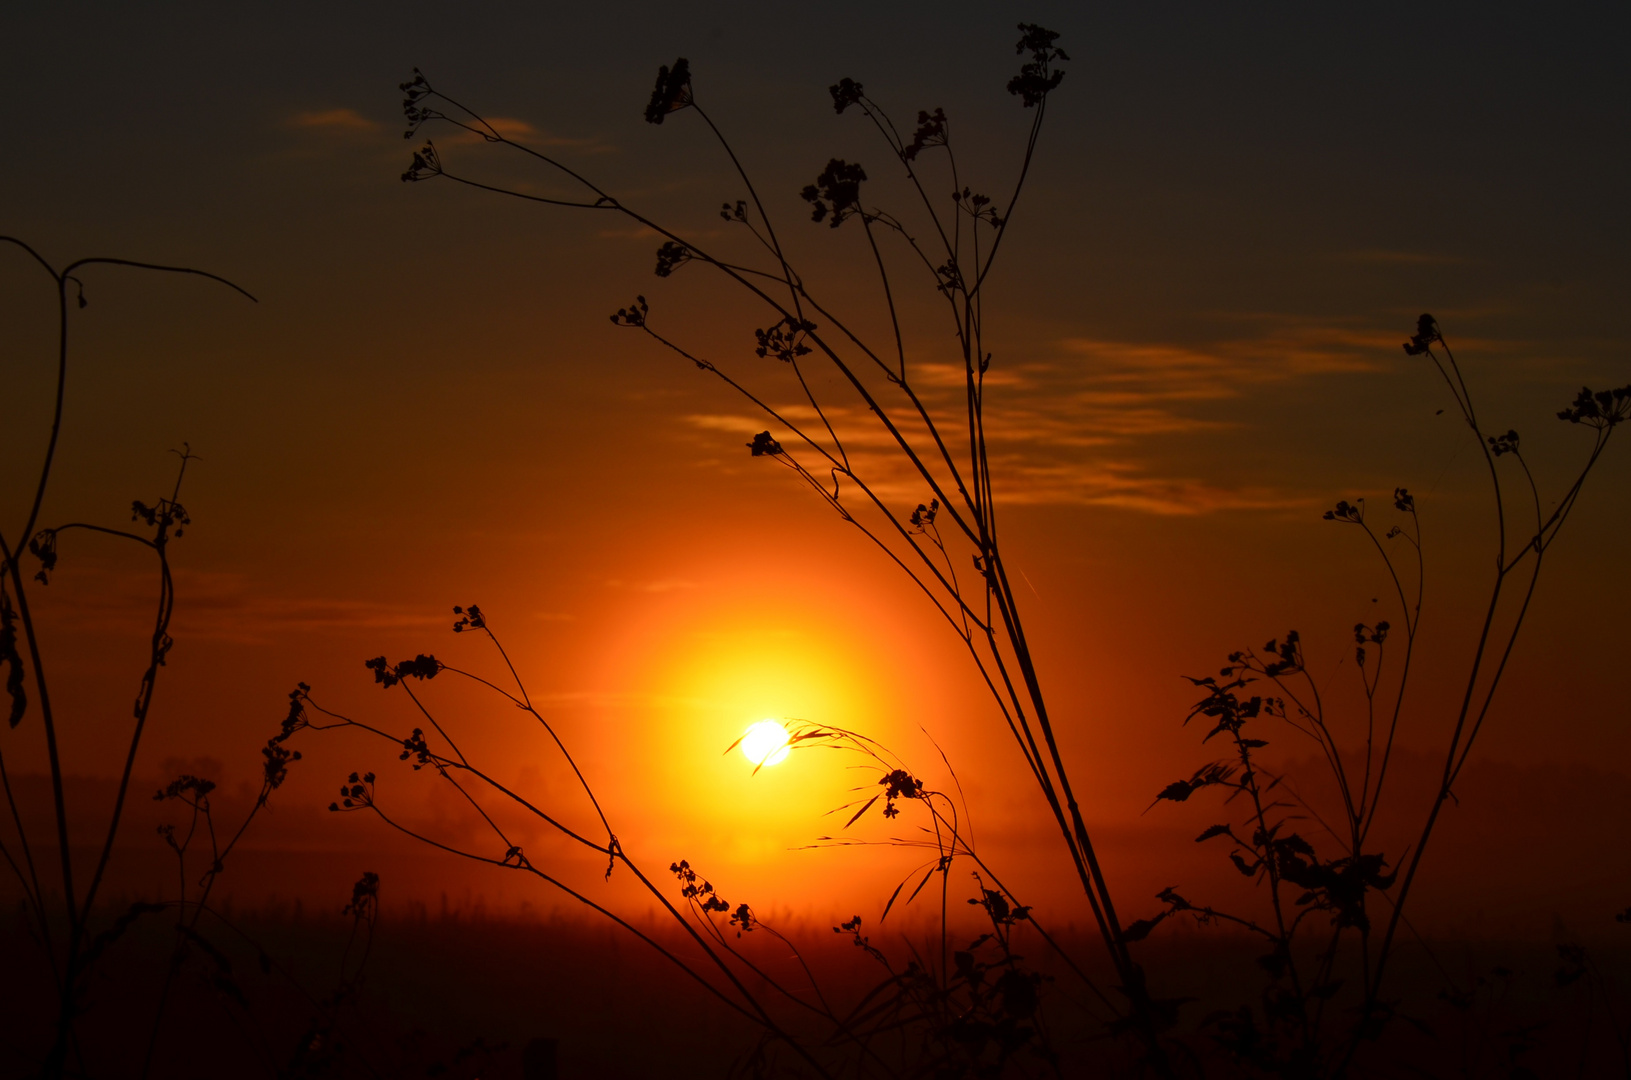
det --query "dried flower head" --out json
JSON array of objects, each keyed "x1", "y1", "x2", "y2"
[
  {"x1": 329, "y1": 770, "x2": 376, "y2": 811},
  {"x1": 1487, "y1": 429, "x2": 1521, "y2": 457},
  {"x1": 1007, "y1": 23, "x2": 1068, "y2": 107},
  {"x1": 398, "y1": 727, "x2": 432, "y2": 768},
  {"x1": 747, "y1": 431, "x2": 783, "y2": 457},
  {"x1": 1401, "y1": 313, "x2": 1439, "y2": 356},
  {"x1": 1323, "y1": 499, "x2": 1364, "y2": 524},
  {"x1": 364, "y1": 653, "x2": 441, "y2": 689},
  {"x1": 1557, "y1": 384, "x2": 1631, "y2": 428},
  {"x1": 644, "y1": 58, "x2": 692, "y2": 124},
  {"x1": 342, "y1": 870, "x2": 380, "y2": 918},
  {"x1": 401, "y1": 141, "x2": 442, "y2": 183},
  {"x1": 609, "y1": 295, "x2": 648, "y2": 328},
  {"x1": 753, "y1": 316, "x2": 815, "y2": 362},
  {"x1": 828, "y1": 77, "x2": 864, "y2": 114},
  {"x1": 800, "y1": 159, "x2": 867, "y2": 227},
  {"x1": 400, "y1": 69, "x2": 437, "y2": 136},
  {"x1": 653, "y1": 240, "x2": 692, "y2": 278},
  {"x1": 155, "y1": 774, "x2": 217, "y2": 802},
  {"x1": 903, "y1": 108, "x2": 948, "y2": 161}
]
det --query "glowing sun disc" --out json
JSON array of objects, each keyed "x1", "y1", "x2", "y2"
[{"x1": 740, "y1": 720, "x2": 792, "y2": 768}]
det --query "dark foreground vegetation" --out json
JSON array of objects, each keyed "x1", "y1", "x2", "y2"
[{"x1": 3, "y1": 905, "x2": 1628, "y2": 1078}]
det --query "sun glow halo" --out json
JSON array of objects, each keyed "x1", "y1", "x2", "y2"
[{"x1": 740, "y1": 720, "x2": 792, "y2": 768}]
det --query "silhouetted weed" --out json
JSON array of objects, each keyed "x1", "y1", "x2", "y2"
[
  {"x1": 296, "y1": 610, "x2": 1113, "y2": 1078},
  {"x1": 1142, "y1": 318, "x2": 1626, "y2": 1075},
  {"x1": 380, "y1": 26, "x2": 1626, "y2": 1079},
  {"x1": 0, "y1": 237, "x2": 267, "y2": 1078},
  {"x1": 0, "y1": 238, "x2": 413, "y2": 1078}
]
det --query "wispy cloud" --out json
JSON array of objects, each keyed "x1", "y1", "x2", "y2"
[
  {"x1": 443, "y1": 116, "x2": 613, "y2": 154},
  {"x1": 990, "y1": 457, "x2": 1307, "y2": 514},
  {"x1": 907, "y1": 363, "x2": 1035, "y2": 390},
  {"x1": 46, "y1": 568, "x2": 452, "y2": 642},
  {"x1": 670, "y1": 321, "x2": 1390, "y2": 514},
  {"x1": 43, "y1": 561, "x2": 583, "y2": 643},
  {"x1": 286, "y1": 108, "x2": 378, "y2": 132},
  {"x1": 484, "y1": 116, "x2": 537, "y2": 139},
  {"x1": 678, "y1": 406, "x2": 1295, "y2": 514},
  {"x1": 1057, "y1": 325, "x2": 1387, "y2": 398}
]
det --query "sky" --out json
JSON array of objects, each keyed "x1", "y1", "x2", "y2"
[{"x1": 1, "y1": 1, "x2": 1628, "y2": 940}]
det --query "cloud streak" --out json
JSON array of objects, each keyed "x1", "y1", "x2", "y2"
[
  {"x1": 672, "y1": 322, "x2": 1384, "y2": 514},
  {"x1": 41, "y1": 567, "x2": 458, "y2": 642},
  {"x1": 286, "y1": 108, "x2": 379, "y2": 132}
]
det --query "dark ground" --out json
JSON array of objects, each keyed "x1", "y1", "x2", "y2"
[{"x1": 4, "y1": 899, "x2": 1628, "y2": 1078}]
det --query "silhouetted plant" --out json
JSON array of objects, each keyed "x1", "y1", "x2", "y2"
[
  {"x1": 384, "y1": 28, "x2": 1627, "y2": 1078},
  {"x1": 392, "y1": 25, "x2": 1188, "y2": 1070},
  {"x1": 0, "y1": 239, "x2": 386, "y2": 1079},
  {"x1": 294, "y1": 602, "x2": 1110, "y2": 1077},
  {"x1": 135, "y1": 716, "x2": 349, "y2": 1077},
  {"x1": 1142, "y1": 317, "x2": 1627, "y2": 1076},
  {"x1": 276, "y1": 869, "x2": 382, "y2": 1079},
  {"x1": 0, "y1": 236, "x2": 261, "y2": 1077},
  {"x1": 1551, "y1": 920, "x2": 1631, "y2": 1077},
  {"x1": 299, "y1": 605, "x2": 848, "y2": 1074},
  {"x1": 820, "y1": 882, "x2": 1057, "y2": 1079}
]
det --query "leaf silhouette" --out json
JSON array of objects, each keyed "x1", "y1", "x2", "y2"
[
  {"x1": 843, "y1": 794, "x2": 880, "y2": 829},
  {"x1": 879, "y1": 876, "x2": 908, "y2": 924},
  {"x1": 1123, "y1": 913, "x2": 1167, "y2": 942}
]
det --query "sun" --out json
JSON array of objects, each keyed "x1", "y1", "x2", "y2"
[{"x1": 739, "y1": 720, "x2": 792, "y2": 768}]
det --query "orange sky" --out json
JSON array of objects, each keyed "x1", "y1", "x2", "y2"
[{"x1": 1, "y1": 3, "x2": 1627, "y2": 942}]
